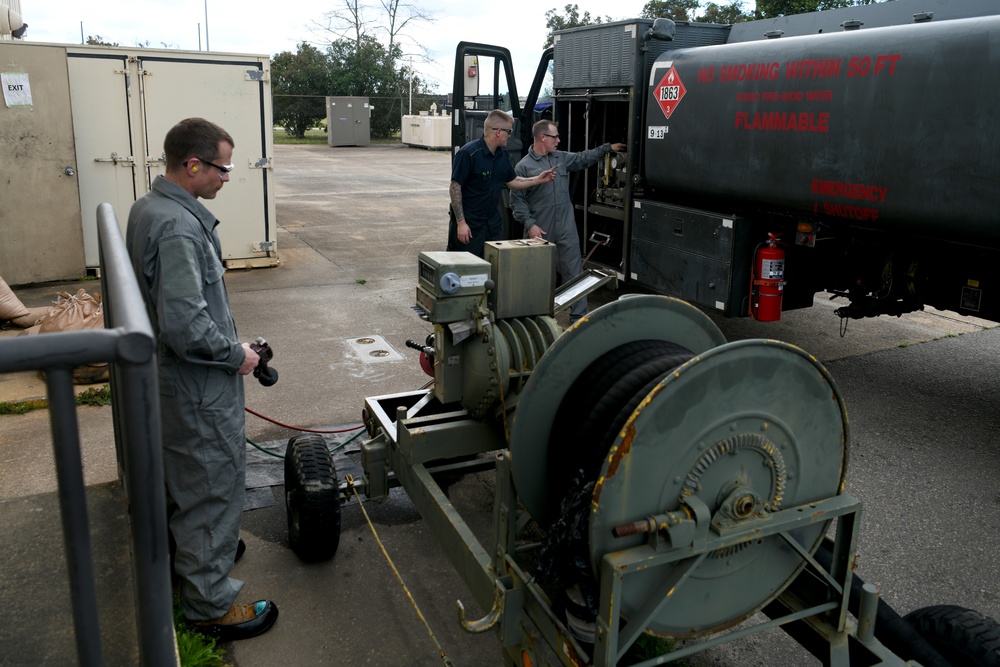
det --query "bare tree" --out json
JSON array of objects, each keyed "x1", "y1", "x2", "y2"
[{"x1": 312, "y1": 0, "x2": 434, "y2": 63}]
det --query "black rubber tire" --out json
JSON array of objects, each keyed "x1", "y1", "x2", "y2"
[
  {"x1": 904, "y1": 605, "x2": 1000, "y2": 667},
  {"x1": 284, "y1": 434, "x2": 341, "y2": 562}
]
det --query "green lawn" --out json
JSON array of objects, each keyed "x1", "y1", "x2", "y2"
[
  {"x1": 272, "y1": 128, "x2": 327, "y2": 145},
  {"x1": 272, "y1": 128, "x2": 403, "y2": 145}
]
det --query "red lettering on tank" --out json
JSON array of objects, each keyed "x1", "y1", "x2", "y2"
[
  {"x1": 874, "y1": 54, "x2": 902, "y2": 75},
  {"x1": 811, "y1": 180, "x2": 888, "y2": 202},
  {"x1": 720, "y1": 61, "x2": 780, "y2": 82},
  {"x1": 734, "y1": 111, "x2": 829, "y2": 132},
  {"x1": 806, "y1": 90, "x2": 833, "y2": 101},
  {"x1": 785, "y1": 58, "x2": 842, "y2": 79},
  {"x1": 848, "y1": 54, "x2": 902, "y2": 77},
  {"x1": 822, "y1": 202, "x2": 880, "y2": 222}
]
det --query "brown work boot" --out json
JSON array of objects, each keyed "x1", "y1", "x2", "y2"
[{"x1": 191, "y1": 600, "x2": 279, "y2": 641}]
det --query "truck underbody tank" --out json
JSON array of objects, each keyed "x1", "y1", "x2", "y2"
[{"x1": 643, "y1": 16, "x2": 1000, "y2": 247}]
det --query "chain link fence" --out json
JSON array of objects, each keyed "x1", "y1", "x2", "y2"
[{"x1": 274, "y1": 94, "x2": 450, "y2": 139}]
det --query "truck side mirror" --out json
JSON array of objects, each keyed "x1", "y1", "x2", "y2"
[{"x1": 645, "y1": 18, "x2": 676, "y2": 42}]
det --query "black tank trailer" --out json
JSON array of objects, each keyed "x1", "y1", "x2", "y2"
[
  {"x1": 453, "y1": 2, "x2": 1000, "y2": 325},
  {"x1": 644, "y1": 16, "x2": 999, "y2": 242},
  {"x1": 640, "y1": 16, "x2": 1000, "y2": 321}
]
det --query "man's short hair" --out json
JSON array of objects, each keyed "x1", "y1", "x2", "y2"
[
  {"x1": 484, "y1": 109, "x2": 514, "y2": 132},
  {"x1": 164, "y1": 118, "x2": 234, "y2": 171},
  {"x1": 532, "y1": 119, "x2": 556, "y2": 140}
]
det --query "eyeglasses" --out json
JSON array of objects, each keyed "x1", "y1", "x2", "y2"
[
  {"x1": 494, "y1": 127, "x2": 513, "y2": 136},
  {"x1": 197, "y1": 157, "x2": 235, "y2": 174},
  {"x1": 542, "y1": 133, "x2": 560, "y2": 139}
]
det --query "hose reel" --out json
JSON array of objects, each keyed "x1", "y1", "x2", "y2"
[{"x1": 510, "y1": 294, "x2": 850, "y2": 638}]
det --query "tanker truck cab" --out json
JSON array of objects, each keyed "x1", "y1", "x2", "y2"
[{"x1": 453, "y1": 0, "x2": 1000, "y2": 326}]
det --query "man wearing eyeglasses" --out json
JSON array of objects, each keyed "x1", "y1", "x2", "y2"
[
  {"x1": 126, "y1": 118, "x2": 279, "y2": 642},
  {"x1": 449, "y1": 109, "x2": 557, "y2": 257},
  {"x1": 511, "y1": 120, "x2": 626, "y2": 322}
]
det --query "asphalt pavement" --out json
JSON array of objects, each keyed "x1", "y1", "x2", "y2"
[{"x1": 0, "y1": 142, "x2": 997, "y2": 666}]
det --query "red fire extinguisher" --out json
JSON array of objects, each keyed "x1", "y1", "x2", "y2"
[{"x1": 752, "y1": 233, "x2": 785, "y2": 321}]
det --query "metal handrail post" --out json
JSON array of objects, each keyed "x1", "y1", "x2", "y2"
[
  {"x1": 46, "y1": 365, "x2": 105, "y2": 666},
  {"x1": 97, "y1": 203, "x2": 177, "y2": 665}
]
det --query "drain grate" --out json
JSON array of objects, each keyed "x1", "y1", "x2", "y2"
[{"x1": 346, "y1": 335, "x2": 403, "y2": 363}]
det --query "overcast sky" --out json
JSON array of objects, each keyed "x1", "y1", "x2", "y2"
[{"x1": 19, "y1": 0, "x2": 661, "y2": 93}]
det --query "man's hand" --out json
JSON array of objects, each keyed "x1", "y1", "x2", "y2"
[
  {"x1": 611, "y1": 143, "x2": 627, "y2": 152},
  {"x1": 537, "y1": 167, "x2": 558, "y2": 183},
  {"x1": 239, "y1": 343, "x2": 260, "y2": 376},
  {"x1": 527, "y1": 225, "x2": 547, "y2": 240},
  {"x1": 457, "y1": 219, "x2": 472, "y2": 244}
]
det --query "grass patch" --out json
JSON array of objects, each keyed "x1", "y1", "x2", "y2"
[
  {"x1": 77, "y1": 385, "x2": 112, "y2": 406},
  {"x1": 272, "y1": 128, "x2": 327, "y2": 145},
  {"x1": 0, "y1": 383, "x2": 112, "y2": 414},
  {"x1": 174, "y1": 598, "x2": 228, "y2": 667},
  {"x1": 271, "y1": 128, "x2": 403, "y2": 145},
  {"x1": 0, "y1": 399, "x2": 46, "y2": 415}
]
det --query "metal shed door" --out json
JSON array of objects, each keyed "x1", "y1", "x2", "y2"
[
  {"x1": 68, "y1": 53, "x2": 137, "y2": 268},
  {"x1": 136, "y1": 56, "x2": 273, "y2": 262}
]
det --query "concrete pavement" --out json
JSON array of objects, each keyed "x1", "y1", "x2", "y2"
[{"x1": 1, "y1": 142, "x2": 997, "y2": 666}]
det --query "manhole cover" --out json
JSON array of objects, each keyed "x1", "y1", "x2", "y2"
[
  {"x1": 369, "y1": 350, "x2": 390, "y2": 357},
  {"x1": 356, "y1": 337, "x2": 376, "y2": 344}
]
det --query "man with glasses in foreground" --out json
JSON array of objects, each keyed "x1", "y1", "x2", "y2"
[
  {"x1": 511, "y1": 120, "x2": 626, "y2": 322},
  {"x1": 449, "y1": 109, "x2": 557, "y2": 257},
  {"x1": 127, "y1": 117, "x2": 279, "y2": 642}
]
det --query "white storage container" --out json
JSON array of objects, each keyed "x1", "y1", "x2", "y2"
[{"x1": 0, "y1": 41, "x2": 278, "y2": 285}]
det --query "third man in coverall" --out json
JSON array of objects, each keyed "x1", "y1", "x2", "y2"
[{"x1": 511, "y1": 120, "x2": 626, "y2": 322}]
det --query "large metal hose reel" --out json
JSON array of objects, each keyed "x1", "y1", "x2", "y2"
[{"x1": 509, "y1": 294, "x2": 850, "y2": 638}]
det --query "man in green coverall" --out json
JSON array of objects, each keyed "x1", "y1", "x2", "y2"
[{"x1": 127, "y1": 117, "x2": 278, "y2": 641}]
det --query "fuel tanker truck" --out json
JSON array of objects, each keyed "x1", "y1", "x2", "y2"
[{"x1": 451, "y1": 0, "x2": 1000, "y2": 323}]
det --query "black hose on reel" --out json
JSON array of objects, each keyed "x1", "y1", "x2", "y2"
[{"x1": 537, "y1": 339, "x2": 695, "y2": 622}]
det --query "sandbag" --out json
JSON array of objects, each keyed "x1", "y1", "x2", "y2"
[
  {"x1": 0, "y1": 276, "x2": 29, "y2": 321},
  {"x1": 23, "y1": 289, "x2": 109, "y2": 384},
  {"x1": 10, "y1": 306, "x2": 51, "y2": 329},
  {"x1": 36, "y1": 289, "x2": 104, "y2": 334}
]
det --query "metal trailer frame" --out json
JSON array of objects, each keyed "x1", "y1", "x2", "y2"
[
  {"x1": 359, "y1": 392, "x2": 915, "y2": 666},
  {"x1": 0, "y1": 203, "x2": 176, "y2": 665}
]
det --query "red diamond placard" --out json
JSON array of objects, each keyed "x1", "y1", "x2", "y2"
[{"x1": 654, "y1": 66, "x2": 686, "y2": 120}]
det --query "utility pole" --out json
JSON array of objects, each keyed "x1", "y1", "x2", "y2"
[{"x1": 204, "y1": 0, "x2": 210, "y2": 51}]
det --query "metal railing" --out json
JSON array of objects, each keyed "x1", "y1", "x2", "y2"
[{"x1": 0, "y1": 203, "x2": 176, "y2": 665}]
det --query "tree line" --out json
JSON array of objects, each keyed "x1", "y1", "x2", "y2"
[
  {"x1": 98, "y1": 0, "x2": 887, "y2": 140},
  {"x1": 271, "y1": 0, "x2": 880, "y2": 138},
  {"x1": 543, "y1": 0, "x2": 878, "y2": 46}
]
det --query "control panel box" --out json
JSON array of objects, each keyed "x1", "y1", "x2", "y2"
[
  {"x1": 484, "y1": 240, "x2": 556, "y2": 320},
  {"x1": 418, "y1": 251, "x2": 492, "y2": 298}
]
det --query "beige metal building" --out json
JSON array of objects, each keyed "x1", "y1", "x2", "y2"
[{"x1": 0, "y1": 39, "x2": 277, "y2": 286}]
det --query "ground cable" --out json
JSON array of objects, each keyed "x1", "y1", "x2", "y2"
[{"x1": 344, "y1": 473, "x2": 453, "y2": 666}]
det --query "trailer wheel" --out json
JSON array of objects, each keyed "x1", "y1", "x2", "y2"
[
  {"x1": 284, "y1": 434, "x2": 341, "y2": 562},
  {"x1": 904, "y1": 605, "x2": 1000, "y2": 667}
]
